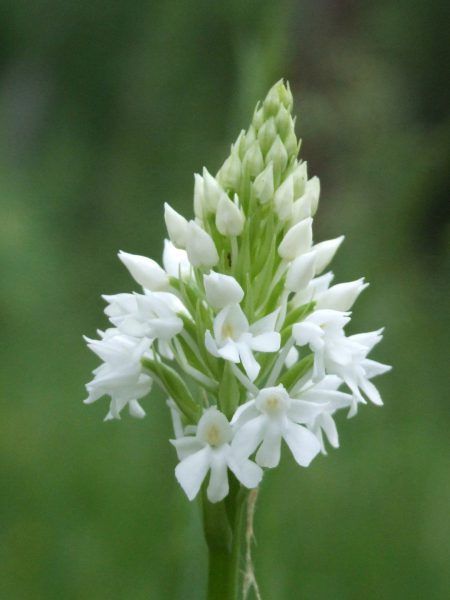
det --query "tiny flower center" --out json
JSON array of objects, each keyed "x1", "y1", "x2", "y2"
[
  {"x1": 222, "y1": 323, "x2": 235, "y2": 339},
  {"x1": 206, "y1": 424, "x2": 222, "y2": 447},
  {"x1": 264, "y1": 395, "x2": 282, "y2": 414}
]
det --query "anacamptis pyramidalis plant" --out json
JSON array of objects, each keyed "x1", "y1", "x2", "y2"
[{"x1": 84, "y1": 80, "x2": 390, "y2": 599}]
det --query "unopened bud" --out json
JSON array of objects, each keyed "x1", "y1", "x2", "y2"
[
  {"x1": 275, "y1": 105, "x2": 293, "y2": 140},
  {"x1": 316, "y1": 278, "x2": 368, "y2": 311},
  {"x1": 253, "y1": 162, "x2": 274, "y2": 205},
  {"x1": 204, "y1": 272, "x2": 244, "y2": 310},
  {"x1": 257, "y1": 117, "x2": 277, "y2": 155},
  {"x1": 284, "y1": 130, "x2": 298, "y2": 157},
  {"x1": 118, "y1": 250, "x2": 169, "y2": 291},
  {"x1": 186, "y1": 221, "x2": 219, "y2": 268},
  {"x1": 273, "y1": 174, "x2": 294, "y2": 221},
  {"x1": 285, "y1": 251, "x2": 316, "y2": 292},
  {"x1": 242, "y1": 142, "x2": 264, "y2": 178},
  {"x1": 293, "y1": 162, "x2": 308, "y2": 197},
  {"x1": 216, "y1": 194, "x2": 245, "y2": 236},
  {"x1": 313, "y1": 236, "x2": 345, "y2": 274},
  {"x1": 278, "y1": 217, "x2": 313, "y2": 260},
  {"x1": 266, "y1": 136, "x2": 288, "y2": 177},
  {"x1": 217, "y1": 149, "x2": 241, "y2": 191},
  {"x1": 164, "y1": 203, "x2": 188, "y2": 249},
  {"x1": 193, "y1": 173, "x2": 205, "y2": 219}
]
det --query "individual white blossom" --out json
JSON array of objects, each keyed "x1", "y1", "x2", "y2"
[
  {"x1": 84, "y1": 329, "x2": 152, "y2": 420},
  {"x1": 162, "y1": 240, "x2": 191, "y2": 280},
  {"x1": 278, "y1": 217, "x2": 313, "y2": 260},
  {"x1": 205, "y1": 305, "x2": 281, "y2": 381},
  {"x1": 118, "y1": 250, "x2": 169, "y2": 291},
  {"x1": 231, "y1": 385, "x2": 321, "y2": 468},
  {"x1": 172, "y1": 407, "x2": 262, "y2": 502}
]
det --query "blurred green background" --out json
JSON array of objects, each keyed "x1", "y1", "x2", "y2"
[{"x1": 1, "y1": 1, "x2": 449, "y2": 598}]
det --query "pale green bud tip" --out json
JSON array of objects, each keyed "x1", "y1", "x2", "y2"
[{"x1": 263, "y1": 79, "x2": 293, "y2": 117}]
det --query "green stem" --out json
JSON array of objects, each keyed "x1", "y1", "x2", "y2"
[{"x1": 203, "y1": 485, "x2": 249, "y2": 600}]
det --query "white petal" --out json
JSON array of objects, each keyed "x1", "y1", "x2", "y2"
[
  {"x1": 250, "y1": 332, "x2": 281, "y2": 353},
  {"x1": 171, "y1": 437, "x2": 204, "y2": 461},
  {"x1": 288, "y1": 399, "x2": 324, "y2": 424},
  {"x1": 250, "y1": 309, "x2": 279, "y2": 335},
  {"x1": 238, "y1": 343, "x2": 260, "y2": 381},
  {"x1": 227, "y1": 455, "x2": 263, "y2": 489},
  {"x1": 320, "y1": 413, "x2": 339, "y2": 448},
  {"x1": 232, "y1": 414, "x2": 267, "y2": 460},
  {"x1": 175, "y1": 446, "x2": 211, "y2": 501},
  {"x1": 255, "y1": 424, "x2": 282, "y2": 468},
  {"x1": 128, "y1": 399, "x2": 146, "y2": 419},
  {"x1": 207, "y1": 448, "x2": 230, "y2": 502},
  {"x1": 283, "y1": 421, "x2": 320, "y2": 467},
  {"x1": 230, "y1": 400, "x2": 258, "y2": 426},
  {"x1": 217, "y1": 341, "x2": 240, "y2": 363},
  {"x1": 205, "y1": 330, "x2": 220, "y2": 357},
  {"x1": 361, "y1": 359, "x2": 392, "y2": 378},
  {"x1": 215, "y1": 195, "x2": 245, "y2": 236},
  {"x1": 162, "y1": 240, "x2": 191, "y2": 279}
]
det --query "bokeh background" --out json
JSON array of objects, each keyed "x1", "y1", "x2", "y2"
[{"x1": 1, "y1": 1, "x2": 449, "y2": 598}]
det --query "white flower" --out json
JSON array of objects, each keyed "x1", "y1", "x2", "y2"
[
  {"x1": 162, "y1": 240, "x2": 191, "y2": 280},
  {"x1": 278, "y1": 217, "x2": 313, "y2": 261},
  {"x1": 205, "y1": 305, "x2": 281, "y2": 381},
  {"x1": 292, "y1": 376, "x2": 353, "y2": 453},
  {"x1": 84, "y1": 329, "x2": 152, "y2": 420},
  {"x1": 203, "y1": 272, "x2": 244, "y2": 310},
  {"x1": 292, "y1": 271, "x2": 335, "y2": 306},
  {"x1": 293, "y1": 310, "x2": 391, "y2": 415},
  {"x1": 215, "y1": 194, "x2": 244, "y2": 236},
  {"x1": 164, "y1": 203, "x2": 189, "y2": 249},
  {"x1": 185, "y1": 221, "x2": 219, "y2": 268},
  {"x1": 172, "y1": 407, "x2": 262, "y2": 503},
  {"x1": 231, "y1": 385, "x2": 321, "y2": 468},
  {"x1": 104, "y1": 291, "x2": 184, "y2": 341},
  {"x1": 118, "y1": 250, "x2": 169, "y2": 291}
]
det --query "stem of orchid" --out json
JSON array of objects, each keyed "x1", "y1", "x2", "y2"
[{"x1": 204, "y1": 486, "x2": 249, "y2": 600}]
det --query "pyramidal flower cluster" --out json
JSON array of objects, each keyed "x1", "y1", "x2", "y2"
[{"x1": 84, "y1": 81, "x2": 390, "y2": 504}]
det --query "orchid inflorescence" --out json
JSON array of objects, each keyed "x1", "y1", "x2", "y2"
[{"x1": 84, "y1": 80, "x2": 390, "y2": 505}]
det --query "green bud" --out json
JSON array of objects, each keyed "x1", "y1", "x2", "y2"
[
  {"x1": 267, "y1": 136, "x2": 288, "y2": 180},
  {"x1": 242, "y1": 141, "x2": 264, "y2": 178},
  {"x1": 293, "y1": 161, "x2": 308, "y2": 197},
  {"x1": 243, "y1": 125, "x2": 257, "y2": 153},
  {"x1": 252, "y1": 103, "x2": 264, "y2": 131},
  {"x1": 263, "y1": 81, "x2": 282, "y2": 117},
  {"x1": 257, "y1": 117, "x2": 277, "y2": 155},
  {"x1": 252, "y1": 161, "x2": 274, "y2": 204},
  {"x1": 275, "y1": 105, "x2": 294, "y2": 140},
  {"x1": 284, "y1": 130, "x2": 298, "y2": 157},
  {"x1": 217, "y1": 149, "x2": 241, "y2": 191},
  {"x1": 279, "y1": 80, "x2": 293, "y2": 111}
]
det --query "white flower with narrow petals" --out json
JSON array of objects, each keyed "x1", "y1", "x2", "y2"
[
  {"x1": 293, "y1": 311, "x2": 390, "y2": 415},
  {"x1": 172, "y1": 407, "x2": 262, "y2": 503},
  {"x1": 205, "y1": 305, "x2": 281, "y2": 381},
  {"x1": 292, "y1": 375, "x2": 353, "y2": 453},
  {"x1": 84, "y1": 329, "x2": 152, "y2": 421},
  {"x1": 104, "y1": 291, "x2": 185, "y2": 342},
  {"x1": 231, "y1": 385, "x2": 321, "y2": 468}
]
